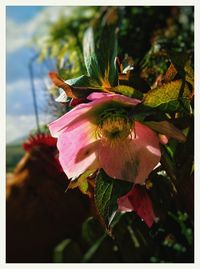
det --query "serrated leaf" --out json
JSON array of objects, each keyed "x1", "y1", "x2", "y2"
[
  {"x1": 94, "y1": 169, "x2": 133, "y2": 227},
  {"x1": 111, "y1": 85, "x2": 143, "y2": 99},
  {"x1": 143, "y1": 80, "x2": 191, "y2": 112},
  {"x1": 83, "y1": 9, "x2": 118, "y2": 88}
]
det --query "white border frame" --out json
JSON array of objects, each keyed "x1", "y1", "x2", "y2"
[{"x1": 1, "y1": 1, "x2": 199, "y2": 268}]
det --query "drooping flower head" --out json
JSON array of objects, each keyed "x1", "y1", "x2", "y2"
[{"x1": 48, "y1": 92, "x2": 161, "y2": 183}]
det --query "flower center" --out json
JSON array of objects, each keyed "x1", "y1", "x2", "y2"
[{"x1": 97, "y1": 108, "x2": 134, "y2": 146}]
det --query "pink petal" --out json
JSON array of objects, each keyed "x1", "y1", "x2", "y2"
[
  {"x1": 87, "y1": 92, "x2": 141, "y2": 106},
  {"x1": 132, "y1": 122, "x2": 161, "y2": 183},
  {"x1": 57, "y1": 119, "x2": 99, "y2": 179},
  {"x1": 98, "y1": 140, "x2": 139, "y2": 182},
  {"x1": 118, "y1": 185, "x2": 156, "y2": 228},
  {"x1": 98, "y1": 121, "x2": 160, "y2": 183},
  {"x1": 117, "y1": 194, "x2": 133, "y2": 212},
  {"x1": 48, "y1": 102, "x2": 93, "y2": 137},
  {"x1": 87, "y1": 92, "x2": 110, "y2": 100}
]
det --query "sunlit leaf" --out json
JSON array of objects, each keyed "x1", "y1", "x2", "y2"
[
  {"x1": 68, "y1": 170, "x2": 96, "y2": 198},
  {"x1": 83, "y1": 8, "x2": 118, "y2": 88},
  {"x1": 143, "y1": 80, "x2": 191, "y2": 112},
  {"x1": 66, "y1": 75, "x2": 102, "y2": 89},
  {"x1": 111, "y1": 85, "x2": 143, "y2": 99}
]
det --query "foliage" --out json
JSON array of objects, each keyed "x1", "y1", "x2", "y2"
[{"x1": 52, "y1": 211, "x2": 193, "y2": 263}]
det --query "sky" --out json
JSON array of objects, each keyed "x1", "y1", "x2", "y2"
[{"x1": 6, "y1": 6, "x2": 67, "y2": 143}]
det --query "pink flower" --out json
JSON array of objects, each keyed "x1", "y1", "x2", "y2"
[
  {"x1": 118, "y1": 185, "x2": 156, "y2": 227},
  {"x1": 48, "y1": 92, "x2": 161, "y2": 183}
]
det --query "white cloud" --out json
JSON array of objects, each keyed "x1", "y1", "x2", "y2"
[
  {"x1": 6, "y1": 19, "x2": 30, "y2": 53},
  {"x1": 6, "y1": 78, "x2": 55, "y2": 143},
  {"x1": 6, "y1": 77, "x2": 51, "y2": 94},
  {"x1": 6, "y1": 77, "x2": 53, "y2": 119},
  {"x1": 7, "y1": 79, "x2": 31, "y2": 93},
  {"x1": 6, "y1": 113, "x2": 55, "y2": 144},
  {"x1": 6, "y1": 6, "x2": 77, "y2": 53}
]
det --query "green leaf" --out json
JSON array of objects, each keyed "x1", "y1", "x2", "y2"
[
  {"x1": 83, "y1": 9, "x2": 118, "y2": 88},
  {"x1": 143, "y1": 80, "x2": 191, "y2": 112},
  {"x1": 83, "y1": 28, "x2": 100, "y2": 82},
  {"x1": 66, "y1": 75, "x2": 102, "y2": 89},
  {"x1": 81, "y1": 235, "x2": 106, "y2": 262},
  {"x1": 53, "y1": 239, "x2": 82, "y2": 263},
  {"x1": 49, "y1": 71, "x2": 94, "y2": 99},
  {"x1": 111, "y1": 85, "x2": 143, "y2": 99},
  {"x1": 82, "y1": 217, "x2": 104, "y2": 245},
  {"x1": 160, "y1": 145, "x2": 177, "y2": 185},
  {"x1": 94, "y1": 169, "x2": 133, "y2": 227}
]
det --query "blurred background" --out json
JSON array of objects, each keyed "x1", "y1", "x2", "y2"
[{"x1": 6, "y1": 6, "x2": 194, "y2": 263}]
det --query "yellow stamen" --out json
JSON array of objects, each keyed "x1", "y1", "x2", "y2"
[{"x1": 97, "y1": 112, "x2": 134, "y2": 147}]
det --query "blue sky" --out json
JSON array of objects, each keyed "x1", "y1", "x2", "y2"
[
  {"x1": 6, "y1": 6, "x2": 45, "y2": 23},
  {"x1": 6, "y1": 6, "x2": 58, "y2": 143}
]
